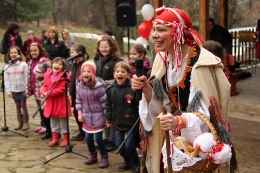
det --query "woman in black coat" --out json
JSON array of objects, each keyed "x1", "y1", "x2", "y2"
[
  {"x1": 43, "y1": 26, "x2": 68, "y2": 61},
  {"x1": 2, "y1": 22, "x2": 23, "y2": 63}
]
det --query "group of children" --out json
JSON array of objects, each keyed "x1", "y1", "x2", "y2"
[{"x1": 3, "y1": 32, "x2": 152, "y2": 173}]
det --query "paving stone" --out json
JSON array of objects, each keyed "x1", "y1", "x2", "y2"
[
  {"x1": 47, "y1": 168, "x2": 85, "y2": 173},
  {"x1": 0, "y1": 153, "x2": 6, "y2": 159},
  {"x1": 0, "y1": 168, "x2": 11, "y2": 173},
  {"x1": 15, "y1": 168, "x2": 46, "y2": 173},
  {"x1": 0, "y1": 143, "x2": 12, "y2": 153},
  {"x1": 0, "y1": 161, "x2": 19, "y2": 168},
  {"x1": 19, "y1": 142, "x2": 50, "y2": 149}
]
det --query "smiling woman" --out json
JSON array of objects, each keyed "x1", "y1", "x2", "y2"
[{"x1": 131, "y1": 5, "x2": 236, "y2": 173}]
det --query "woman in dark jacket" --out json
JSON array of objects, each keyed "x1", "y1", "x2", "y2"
[
  {"x1": 2, "y1": 22, "x2": 23, "y2": 63},
  {"x1": 93, "y1": 35, "x2": 123, "y2": 151},
  {"x1": 43, "y1": 26, "x2": 68, "y2": 61}
]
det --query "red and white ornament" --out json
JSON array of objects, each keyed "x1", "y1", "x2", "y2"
[{"x1": 208, "y1": 142, "x2": 232, "y2": 165}]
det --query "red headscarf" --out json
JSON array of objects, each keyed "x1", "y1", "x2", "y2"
[{"x1": 153, "y1": 6, "x2": 204, "y2": 69}]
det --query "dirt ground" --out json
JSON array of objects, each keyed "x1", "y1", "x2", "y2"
[{"x1": 229, "y1": 117, "x2": 260, "y2": 173}]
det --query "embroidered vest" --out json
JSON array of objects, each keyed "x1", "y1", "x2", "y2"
[{"x1": 162, "y1": 47, "x2": 200, "y2": 113}]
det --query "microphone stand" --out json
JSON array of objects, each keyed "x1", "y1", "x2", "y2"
[
  {"x1": 32, "y1": 61, "x2": 87, "y2": 164},
  {"x1": 115, "y1": 117, "x2": 140, "y2": 154},
  {"x1": 0, "y1": 63, "x2": 28, "y2": 137}
]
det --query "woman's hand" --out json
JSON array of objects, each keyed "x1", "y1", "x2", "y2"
[
  {"x1": 7, "y1": 94, "x2": 11, "y2": 98},
  {"x1": 132, "y1": 74, "x2": 152, "y2": 101},
  {"x1": 131, "y1": 74, "x2": 147, "y2": 91},
  {"x1": 157, "y1": 112, "x2": 176, "y2": 131}
]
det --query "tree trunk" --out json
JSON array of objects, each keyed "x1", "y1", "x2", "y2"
[
  {"x1": 114, "y1": 34, "x2": 125, "y2": 56},
  {"x1": 37, "y1": 19, "x2": 40, "y2": 27},
  {"x1": 52, "y1": 12, "x2": 58, "y2": 25},
  {"x1": 0, "y1": 0, "x2": 3, "y2": 26},
  {"x1": 14, "y1": 0, "x2": 17, "y2": 22}
]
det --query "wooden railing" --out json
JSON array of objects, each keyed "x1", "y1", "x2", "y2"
[{"x1": 230, "y1": 29, "x2": 258, "y2": 73}]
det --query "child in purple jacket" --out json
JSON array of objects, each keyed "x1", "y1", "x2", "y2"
[
  {"x1": 75, "y1": 61, "x2": 109, "y2": 169},
  {"x1": 128, "y1": 44, "x2": 152, "y2": 78}
]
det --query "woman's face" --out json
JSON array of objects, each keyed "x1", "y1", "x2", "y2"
[
  {"x1": 48, "y1": 30, "x2": 56, "y2": 39},
  {"x1": 13, "y1": 29, "x2": 19, "y2": 34},
  {"x1": 30, "y1": 45, "x2": 40, "y2": 59},
  {"x1": 28, "y1": 34, "x2": 34, "y2": 40},
  {"x1": 62, "y1": 31, "x2": 68, "y2": 40},
  {"x1": 9, "y1": 48, "x2": 19, "y2": 59},
  {"x1": 99, "y1": 41, "x2": 111, "y2": 57},
  {"x1": 152, "y1": 24, "x2": 173, "y2": 52}
]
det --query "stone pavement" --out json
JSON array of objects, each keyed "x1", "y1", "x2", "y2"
[{"x1": 0, "y1": 63, "x2": 259, "y2": 173}]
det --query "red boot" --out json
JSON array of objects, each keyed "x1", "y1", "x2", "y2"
[
  {"x1": 49, "y1": 132, "x2": 59, "y2": 147},
  {"x1": 60, "y1": 133, "x2": 68, "y2": 147}
]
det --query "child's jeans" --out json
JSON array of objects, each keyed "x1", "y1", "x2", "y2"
[
  {"x1": 85, "y1": 131, "x2": 107, "y2": 155},
  {"x1": 114, "y1": 127, "x2": 140, "y2": 167}
]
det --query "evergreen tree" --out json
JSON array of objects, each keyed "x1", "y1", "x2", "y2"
[{"x1": 0, "y1": 0, "x2": 54, "y2": 26}]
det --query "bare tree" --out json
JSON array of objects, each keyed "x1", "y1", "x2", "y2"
[{"x1": 52, "y1": 0, "x2": 66, "y2": 25}]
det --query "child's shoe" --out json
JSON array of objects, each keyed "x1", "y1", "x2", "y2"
[
  {"x1": 84, "y1": 152, "x2": 97, "y2": 165},
  {"x1": 34, "y1": 126, "x2": 42, "y2": 132},
  {"x1": 99, "y1": 154, "x2": 109, "y2": 168},
  {"x1": 60, "y1": 133, "x2": 68, "y2": 147},
  {"x1": 49, "y1": 132, "x2": 59, "y2": 147},
  {"x1": 131, "y1": 166, "x2": 140, "y2": 173},
  {"x1": 117, "y1": 163, "x2": 132, "y2": 172},
  {"x1": 39, "y1": 127, "x2": 46, "y2": 134}
]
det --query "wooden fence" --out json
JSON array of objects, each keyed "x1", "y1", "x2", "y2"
[{"x1": 230, "y1": 28, "x2": 258, "y2": 73}]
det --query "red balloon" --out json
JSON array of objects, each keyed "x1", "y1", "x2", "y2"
[
  {"x1": 143, "y1": 17, "x2": 155, "y2": 30},
  {"x1": 138, "y1": 22, "x2": 150, "y2": 39}
]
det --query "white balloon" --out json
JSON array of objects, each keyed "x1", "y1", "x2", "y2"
[
  {"x1": 135, "y1": 37, "x2": 148, "y2": 45},
  {"x1": 141, "y1": 4, "x2": 154, "y2": 21}
]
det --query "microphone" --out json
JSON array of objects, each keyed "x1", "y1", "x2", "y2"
[
  {"x1": 135, "y1": 58, "x2": 143, "y2": 102},
  {"x1": 66, "y1": 52, "x2": 82, "y2": 61},
  {"x1": 9, "y1": 55, "x2": 21, "y2": 64}
]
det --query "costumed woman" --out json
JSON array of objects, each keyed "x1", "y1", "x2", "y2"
[{"x1": 132, "y1": 6, "x2": 237, "y2": 173}]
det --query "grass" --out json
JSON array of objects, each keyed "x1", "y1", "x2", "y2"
[
  {"x1": 0, "y1": 21, "x2": 150, "y2": 66},
  {"x1": 0, "y1": 21, "x2": 105, "y2": 62}
]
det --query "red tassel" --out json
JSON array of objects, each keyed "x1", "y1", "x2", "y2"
[{"x1": 141, "y1": 137, "x2": 148, "y2": 152}]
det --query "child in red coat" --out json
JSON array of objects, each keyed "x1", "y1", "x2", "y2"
[{"x1": 40, "y1": 57, "x2": 72, "y2": 147}]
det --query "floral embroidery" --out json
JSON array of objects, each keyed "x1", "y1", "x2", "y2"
[{"x1": 164, "y1": 47, "x2": 197, "y2": 109}]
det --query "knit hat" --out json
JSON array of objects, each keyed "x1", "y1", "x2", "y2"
[
  {"x1": 33, "y1": 57, "x2": 51, "y2": 79},
  {"x1": 80, "y1": 61, "x2": 96, "y2": 81}
]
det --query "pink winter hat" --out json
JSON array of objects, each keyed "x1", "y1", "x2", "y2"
[
  {"x1": 80, "y1": 61, "x2": 96, "y2": 81},
  {"x1": 33, "y1": 57, "x2": 50, "y2": 78},
  {"x1": 33, "y1": 63, "x2": 48, "y2": 78}
]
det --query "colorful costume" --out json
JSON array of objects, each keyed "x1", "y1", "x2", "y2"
[{"x1": 138, "y1": 6, "x2": 233, "y2": 173}]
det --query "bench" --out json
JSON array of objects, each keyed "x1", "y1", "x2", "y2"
[{"x1": 224, "y1": 54, "x2": 246, "y2": 96}]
